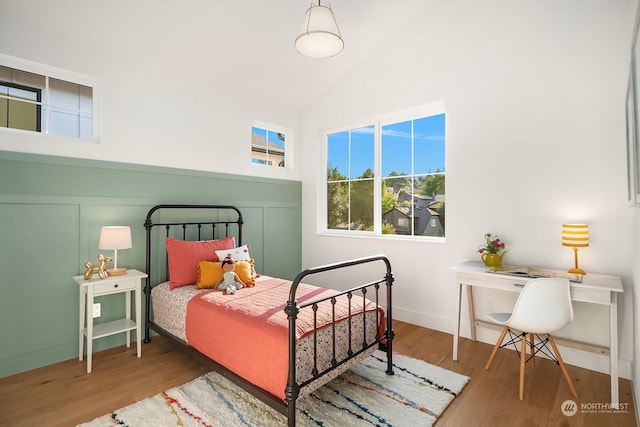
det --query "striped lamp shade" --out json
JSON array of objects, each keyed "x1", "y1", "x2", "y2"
[{"x1": 562, "y1": 224, "x2": 589, "y2": 248}]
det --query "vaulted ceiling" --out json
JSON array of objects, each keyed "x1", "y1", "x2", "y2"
[
  {"x1": 4, "y1": 1, "x2": 434, "y2": 110},
  {"x1": 130, "y1": 1, "x2": 435, "y2": 109}
]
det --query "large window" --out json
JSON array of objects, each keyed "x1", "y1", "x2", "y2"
[
  {"x1": 251, "y1": 122, "x2": 289, "y2": 168},
  {"x1": 0, "y1": 54, "x2": 99, "y2": 142},
  {"x1": 325, "y1": 103, "x2": 445, "y2": 238}
]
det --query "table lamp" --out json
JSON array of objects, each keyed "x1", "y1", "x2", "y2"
[
  {"x1": 562, "y1": 223, "x2": 589, "y2": 275},
  {"x1": 99, "y1": 226, "x2": 132, "y2": 276}
]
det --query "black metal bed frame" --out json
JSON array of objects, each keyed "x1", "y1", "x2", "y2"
[{"x1": 143, "y1": 204, "x2": 395, "y2": 427}]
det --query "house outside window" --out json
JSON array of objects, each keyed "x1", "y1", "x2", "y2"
[
  {"x1": 251, "y1": 122, "x2": 289, "y2": 168},
  {"x1": 0, "y1": 53, "x2": 100, "y2": 142},
  {"x1": 0, "y1": 82, "x2": 41, "y2": 132},
  {"x1": 325, "y1": 102, "x2": 445, "y2": 238}
]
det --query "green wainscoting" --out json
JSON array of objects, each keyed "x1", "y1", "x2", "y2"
[{"x1": 0, "y1": 151, "x2": 302, "y2": 377}]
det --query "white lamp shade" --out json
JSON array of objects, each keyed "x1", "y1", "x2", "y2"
[
  {"x1": 295, "y1": 2, "x2": 344, "y2": 58},
  {"x1": 99, "y1": 226, "x2": 132, "y2": 250}
]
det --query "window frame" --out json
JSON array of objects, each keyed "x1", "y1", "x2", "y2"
[
  {"x1": 319, "y1": 101, "x2": 446, "y2": 240},
  {"x1": 0, "y1": 53, "x2": 102, "y2": 142}
]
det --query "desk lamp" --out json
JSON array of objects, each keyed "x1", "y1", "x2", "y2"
[
  {"x1": 562, "y1": 223, "x2": 588, "y2": 275},
  {"x1": 99, "y1": 226, "x2": 132, "y2": 276}
]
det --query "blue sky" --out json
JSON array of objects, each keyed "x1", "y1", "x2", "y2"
[{"x1": 328, "y1": 113, "x2": 445, "y2": 179}]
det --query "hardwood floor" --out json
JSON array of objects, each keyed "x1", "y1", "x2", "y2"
[{"x1": 0, "y1": 320, "x2": 636, "y2": 426}]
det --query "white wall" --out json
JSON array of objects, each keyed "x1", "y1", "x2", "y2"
[
  {"x1": 0, "y1": 1, "x2": 302, "y2": 182},
  {"x1": 301, "y1": 0, "x2": 636, "y2": 380}
]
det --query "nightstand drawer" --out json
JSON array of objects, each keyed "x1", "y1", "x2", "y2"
[{"x1": 92, "y1": 278, "x2": 136, "y2": 295}]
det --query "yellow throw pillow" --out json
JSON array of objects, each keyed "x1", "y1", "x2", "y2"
[
  {"x1": 196, "y1": 261, "x2": 223, "y2": 289},
  {"x1": 234, "y1": 259, "x2": 256, "y2": 287},
  {"x1": 196, "y1": 259, "x2": 256, "y2": 289}
]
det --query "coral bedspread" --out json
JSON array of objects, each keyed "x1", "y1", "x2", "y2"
[{"x1": 185, "y1": 276, "x2": 382, "y2": 401}]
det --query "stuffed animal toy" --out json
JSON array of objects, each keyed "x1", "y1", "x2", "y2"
[{"x1": 217, "y1": 256, "x2": 246, "y2": 294}]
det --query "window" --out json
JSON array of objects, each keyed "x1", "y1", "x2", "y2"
[
  {"x1": 327, "y1": 125, "x2": 375, "y2": 231},
  {"x1": 325, "y1": 103, "x2": 445, "y2": 238},
  {"x1": 251, "y1": 122, "x2": 288, "y2": 168},
  {"x1": 0, "y1": 82, "x2": 41, "y2": 131},
  {"x1": 0, "y1": 53, "x2": 100, "y2": 142}
]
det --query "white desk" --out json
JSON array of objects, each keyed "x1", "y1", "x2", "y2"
[{"x1": 451, "y1": 261, "x2": 624, "y2": 404}]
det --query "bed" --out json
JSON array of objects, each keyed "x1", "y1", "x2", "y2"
[{"x1": 143, "y1": 204, "x2": 395, "y2": 427}]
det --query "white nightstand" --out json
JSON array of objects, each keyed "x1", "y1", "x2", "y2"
[{"x1": 73, "y1": 269, "x2": 148, "y2": 373}]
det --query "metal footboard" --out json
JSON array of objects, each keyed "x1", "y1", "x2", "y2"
[{"x1": 284, "y1": 255, "x2": 395, "y2": 427}]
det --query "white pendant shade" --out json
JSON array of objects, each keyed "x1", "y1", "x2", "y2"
[{"x1": 295, "y1": 2, "x2": 344, "y2": 58}]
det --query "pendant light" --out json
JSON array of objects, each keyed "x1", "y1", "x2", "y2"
[{"x1": 295, "y1": 1, "x2": 344, "y2": 58}]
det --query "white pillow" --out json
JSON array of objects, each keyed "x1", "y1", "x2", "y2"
[{"x1": 215, "y1": 244, "x2": 251, "y2": 261}]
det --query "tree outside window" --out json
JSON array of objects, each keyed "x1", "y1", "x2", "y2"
[{"x1": 327, "y1": 125, "x2": 374, "y2": 231}]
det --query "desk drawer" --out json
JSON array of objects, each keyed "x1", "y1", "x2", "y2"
[
  {"x1": 458, "y1": 272, "x2": 527, "y2": 291},
  {"x1": 93, "y1": 278, "x2": 136, "y2": 295},
  {"x1": 571, "y1": 286, "x2": 611, "y2": 305}
]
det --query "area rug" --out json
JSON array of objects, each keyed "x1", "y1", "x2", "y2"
[{"x1": 79, "y1": 350, "x2": 469, "y2": 427}]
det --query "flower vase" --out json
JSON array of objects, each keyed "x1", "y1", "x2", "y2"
[{"x1": 481, "y1": 251, "x2": 506, "y2": 267}]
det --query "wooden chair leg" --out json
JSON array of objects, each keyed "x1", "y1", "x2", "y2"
[
  {"x1": 529, "y1": 333, "x2": 535, "y2": 368},
  {"x1": 519, "y1": 333, "x2": 526, "y2": 400},
  {"x1": 485, "y1": 326, "x2": 508, "y2": 370},
  {"x1": 549, "y1": 335, "x2": 578, "y2": 398}
]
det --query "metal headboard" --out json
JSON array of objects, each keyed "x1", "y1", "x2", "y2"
[{"x1": 143, "y1": 204, "x2": 244, "y2": 332}]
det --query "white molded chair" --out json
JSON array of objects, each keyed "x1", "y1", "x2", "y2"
[{"x1": 484, "y1": 277, "x2": 578, "y2": 400}]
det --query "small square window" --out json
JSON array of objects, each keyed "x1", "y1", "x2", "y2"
[{"x1": 251, "y1": 124, "x2": 287, "y2": 168}]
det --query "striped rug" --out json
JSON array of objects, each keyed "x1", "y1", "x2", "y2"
[{"x1": 79, "y1": 351, "x2": 469, "y2": 427}]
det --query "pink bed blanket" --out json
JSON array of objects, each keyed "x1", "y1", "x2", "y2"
[{"x1": 185, "y1": 276, "x2": 382, "y2": 401}]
